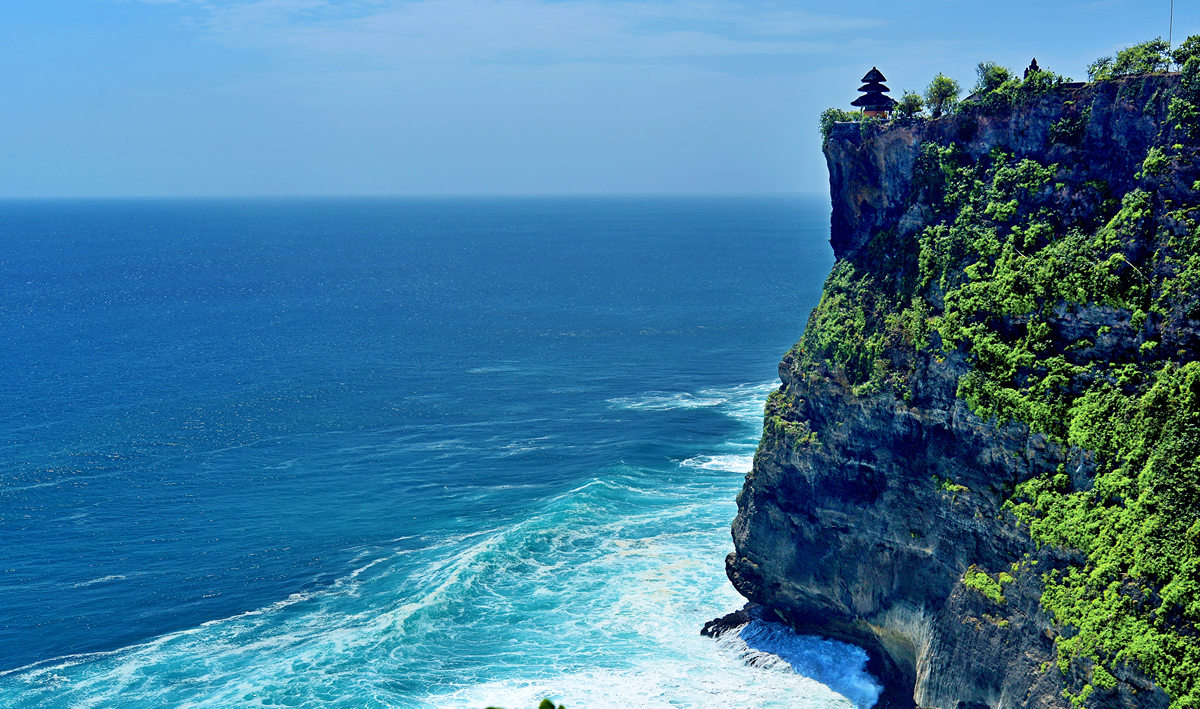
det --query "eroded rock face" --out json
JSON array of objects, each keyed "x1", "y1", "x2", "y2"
[
  {"x1": 725, "y1": 77, "x2": 1184, "y2": 708},
  {"x1": 730, "y1": 351, "x2": 1105, "y2": 708}
]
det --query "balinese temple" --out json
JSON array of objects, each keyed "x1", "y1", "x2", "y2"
[{"x1": 851, "y1": 67, "x2": 897, "y2": 117}]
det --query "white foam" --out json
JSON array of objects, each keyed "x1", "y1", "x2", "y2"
[
  {"x1": 707, "y1": 380, "x2": 780, "y2": 425},
  {"x1": 0, "y1": 471, "x2": 123, "y2": 494},
  {"x1": 606, "y1": 391, "x2": 729, "y2": 411},
  {"x1": 71, "y1": 575, "x2": 127, "y2": 589},
  {"x1": 499, "y1": 436, "x2": 554, "y2": 456},
  {"x1": 466, "y1": 364, "x2": 522, "y2": 374},
  {"x1": 437, "y1": 662, "x2": 857, "y2": 709},
  {"x1": 731, "y1": 620, "x2": 883, "y2": 708},
  {"x1": 608, "y1": 380, "x2": 777, "y2": 421},
  {"x1": 679, "y1": 453, "x2": 755, "y2": 473}
]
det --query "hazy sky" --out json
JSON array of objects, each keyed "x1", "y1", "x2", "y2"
[{"x1": 3, "y1": 0, "x2": 1195, "y2": 197}]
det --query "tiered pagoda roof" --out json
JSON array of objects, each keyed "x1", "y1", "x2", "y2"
[{"x1": 851, "y1": 67, "x2": 897, "y2": 111}]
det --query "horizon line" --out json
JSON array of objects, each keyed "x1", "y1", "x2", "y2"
[{"x1": 0, "y1": 190, "x2": 830, "y2": 202}]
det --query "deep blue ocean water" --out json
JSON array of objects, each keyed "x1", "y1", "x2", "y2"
[{"x1": 0, "y1": 197, "x2": 879, "y2": 707}]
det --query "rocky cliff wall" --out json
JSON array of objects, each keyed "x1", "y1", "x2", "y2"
[{"x1": 722, "y1": 74, "x2": 1200, "y2": 709}]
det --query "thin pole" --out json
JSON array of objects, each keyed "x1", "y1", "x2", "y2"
[{"x1": 1170, "y1": 0, "x2": 1175, "y2": 53}]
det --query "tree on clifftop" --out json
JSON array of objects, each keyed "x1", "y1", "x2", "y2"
[
  {"x1": 1089, "y1": 37, "x2": 1170, "y2": 80},
  {"x1": 1173, "y1": 35, "x2": 1200, "y2": 67},
  {"x1": 974, "y1": 61, "x2": 1013, "y2": 94},
  {"x1": 896, "y1": 91, "x2": 925, "y2": 118},
  {"x1": 924, "y1": 73, "x2": 961, "y2": 118}
]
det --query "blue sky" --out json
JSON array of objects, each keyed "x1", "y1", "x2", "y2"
[{"x1": 2, "y1": 0, "x2": 1195, "y2": 197}]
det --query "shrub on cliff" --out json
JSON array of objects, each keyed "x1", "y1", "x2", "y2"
[
  {"x1": 1088, "y1": 38, "x2": 1170, "y2": 80},
  {"x1": 964, "y1": 67, "x2": 1071, "y2": 115},
  {"x1": 963, "y1": 565, "x2": 1013, "y2": 605},
  {"x1": 1169, "y1": 56, "x2": 1200, "y2": 138},
  {"x1": 818, "y1": 107, "x2": 862, "y2": 141}
]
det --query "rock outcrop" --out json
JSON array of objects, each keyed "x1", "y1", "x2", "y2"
[{"x1": 723, "y1": 74, "x2": 1200, "y2": 708}]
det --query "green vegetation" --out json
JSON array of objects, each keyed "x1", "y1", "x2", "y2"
[
  {"x1": 1174, "y1": 35, "x2": 1200, "y2": 67},
  {"x1": 975, "y1": 61, "x2": 1014, "y2": 94},
  {"x1": 912, "y1": 132, "x2": 1200, "y2": 705},
  {"x1": 791, "y1": 250, "x2": 918, "y2": 398},
  {"x1": 963, "y1": 565, "x2": 1014, "y2": 605},
  {"x1": 924, "y1": 73, "x2": 961, "y2": 118},
  {"x1": 805, "y1": 45, "x2": 1200, "y2": 706},
  {"x1": 819, "y1": 107, "x2": 862, "y2": 141},
  {"x1": 934, "y1": 476, "x2": 969, "y2": 494},
  {"x1": 896, "y1": 90, "x2": 925, "y2": 119},
  {"x1": 1142, "y1": 145, "x2": 1170, "y2": 176},
  {"x1": 1064, "y1": 683, "x2": 1095, "y2": 708},
  {"x1": 762, "y1": 389, "x2": 819, "y2": 446},
  {"x1": 964, "y1": 66, "x2": 1072, "y2": 115},
  {"x1": 821, "y1": 60, "x2": 1069, "y2": 134},
  {"x1": 1088, "y1": 38, "x2": 1171, "y2": 81},
  {"x1": 823, "y1": 36, "x2": 1200, "y2": 135},
  {"x1": 1170, "y1": 56, "x2": 1200, "y2": 141},
  {"x1": 1048, "y1": 107, "x2": 1091, "y2": 146}
]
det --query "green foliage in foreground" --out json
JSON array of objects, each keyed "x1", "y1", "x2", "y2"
[
  {"x1": 800, "y1": 68, "x2": 1200, "y2": 706},
  {"x1": 486, "y1": 700, "x2": 565, "y2": 709}
]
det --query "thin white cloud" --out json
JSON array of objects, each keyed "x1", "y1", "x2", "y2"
[{"x1": 133, "y1": 0, "x2": 884, "y2": 64}]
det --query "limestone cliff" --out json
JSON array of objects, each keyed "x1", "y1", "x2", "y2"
[{"x1": 721, "y1": 73, "x2": 1200, "y2": 708}]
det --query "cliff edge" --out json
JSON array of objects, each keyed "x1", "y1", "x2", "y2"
[{"x1": 724, "y1": 72, "x2": 1200, "y2": 708}]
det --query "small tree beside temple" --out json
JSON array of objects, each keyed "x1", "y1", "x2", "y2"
[{"x1": 895, "y1": 91, "x2": 925, "y2": 118}]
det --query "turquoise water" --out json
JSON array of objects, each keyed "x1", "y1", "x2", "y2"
[{"x1": 0, "y1": 197, "x2": 879, "y2": 707}]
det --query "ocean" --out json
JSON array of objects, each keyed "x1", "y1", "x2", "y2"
[{"x1": 0, "y1": 197, "x2": 879, "y2": 707}]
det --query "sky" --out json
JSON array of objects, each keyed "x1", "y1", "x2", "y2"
[{"x1": 2, "y1": 0, "x2": 1197, "y2": 197}]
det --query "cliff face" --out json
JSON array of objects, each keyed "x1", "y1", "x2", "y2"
[
  {"x1": 725, "y1": 74, "x2": 1200, "y2": 709},
  {"x1": 825, "y1": 78, "x2": 1177, "y2": 264}
]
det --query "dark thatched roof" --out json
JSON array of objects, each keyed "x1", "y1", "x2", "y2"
[
  {"x1": 851, "y1": 92, "x2": 897, "y2": 108},
  {"x1": 861, "y1": 67, "x2": 887, "y2": 82}
]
